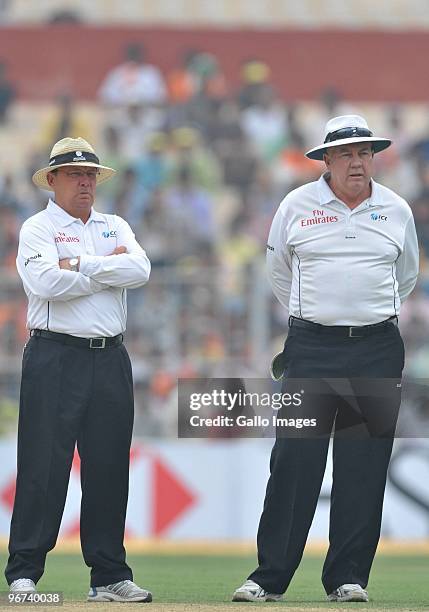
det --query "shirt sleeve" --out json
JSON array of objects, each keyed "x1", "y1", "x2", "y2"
[
  {"x1": 266, "y1": 206, "x2": 292, "y2": 313},
  {"x1": 79, "y1": 217, "x2": 151, "y2": 289},
  {"x1": 17, "y1": 222, "x2": 105, "y2": 302},
  {"x1": 396, "y1": 214, "x2": 419, "y2": 302}
]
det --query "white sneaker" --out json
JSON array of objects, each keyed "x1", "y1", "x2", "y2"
[
  {"x1": 328, "y1": 583, "x2": 369, "y2": 602},
  {"x1": 87, "y1": 579, "x2": 152, "y2": 602},
  {"x1": 10, "y1": 579, "x2": 37, "y2": 593},
  {"x1": 232, "y1": 579, "x2": 283, "y2": 602}
]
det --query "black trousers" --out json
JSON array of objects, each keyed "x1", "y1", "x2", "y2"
[
  {"x1": 249, "y1": 321, "x2": 404, "y2": 595},
  {"x1": 5, "y1": 335, "x2": 134, "y2": 587}
]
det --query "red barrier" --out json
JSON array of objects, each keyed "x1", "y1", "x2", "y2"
[{"x1": 0, "y1": 26, "x2": 427, "y2": 102}]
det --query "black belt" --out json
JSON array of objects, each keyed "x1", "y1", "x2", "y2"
[
  {"x1": 30, "y1": 329, "x2": 124, "y2": 349},
  {"x1": 288, "y1": 316, "x2": 398, "y2": 338}
]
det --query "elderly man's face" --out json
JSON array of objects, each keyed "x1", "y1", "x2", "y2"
[
  {"x1": 324, "y1": 143, "x2": 374, "y2": 205},
  {"x1": 47, "y1": 166, "x2": 98, "y2": 222}
]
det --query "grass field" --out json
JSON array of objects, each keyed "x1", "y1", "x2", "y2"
[{"x1": 0, "y1": 551, "x2": 427, "y2": 611}]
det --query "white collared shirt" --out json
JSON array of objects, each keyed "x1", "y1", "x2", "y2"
[
  {"x1": 267, "y1": 174, "x2": 419, "y2": 325},
  {"x1": 17, "y1": 199, "x2": 151, "y2": 337}
]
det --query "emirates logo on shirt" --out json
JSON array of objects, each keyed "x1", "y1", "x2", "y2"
[
  {"x1": 55, "y1": 232, "x2": 80, "y2": 243},
  {"x1": 300, "y1": 209, "x2": 338, "y2": 227}
]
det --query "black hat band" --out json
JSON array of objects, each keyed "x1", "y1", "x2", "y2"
[
  {"x1": 48, "y1": 151, "x2": 100, "y2": 167},
  {"x1": 324, "y1": 127, "x2": 373, "y2": 144}
]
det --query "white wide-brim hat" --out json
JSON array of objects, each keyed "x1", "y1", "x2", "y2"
[
  {"x1": 32, "y1": 136, "x2": 116, "y2": 189},
  {"x1": 305, "y1": 115, "x2": 392, "y2": 161}
]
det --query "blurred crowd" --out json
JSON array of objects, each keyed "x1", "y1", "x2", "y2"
[{"x1": 1, "y1": 43, "x2": 429, "y2": 436}]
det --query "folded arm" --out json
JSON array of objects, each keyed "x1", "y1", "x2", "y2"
[
  {"x1": 397, "y1": 214, "x2": 419, "y2": 302},
  {"x1": 266, "y1": 207, "x2": 292, "y2": 313},
  {"x1": 17, "y1": 223, "x2": 106, "y2": 301},
  {"x1": 78, "y1": 217, "x2": 151, "y2": 289}
]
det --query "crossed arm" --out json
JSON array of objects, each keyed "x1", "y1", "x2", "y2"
[
  {"x1": 59, "y1": 246, "x2": 127, "y2": 270},
  {"x1": 17, "y1": 218, "x2": 151, "y2": 302}
]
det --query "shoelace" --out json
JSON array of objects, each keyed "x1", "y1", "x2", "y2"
[
  {"x1": 108, "y1": 580, "x2": 146, "y2": 596},
  {"x1": 340, "y1": 584, "x2": 366, "y2": 593},
  {"x1": 242, "y1": 580, "x2": 258, "y2": 591},
  {"x1": 12, "y1": 579, "x2": 35, "y2": 590},
  {"x1": 334, "y1": 584, "x2": 368, "y2": 599},
  {"x1": 241, "y1": 581, "x2": 269, "y2": 597}
]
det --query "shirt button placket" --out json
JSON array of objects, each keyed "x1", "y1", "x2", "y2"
[
  {"x1": 84, "y1": 227, "x2": 95, "y2": 255},
  {"x1": 345, "y1": 212, "x2": 356, "y2": 239}
]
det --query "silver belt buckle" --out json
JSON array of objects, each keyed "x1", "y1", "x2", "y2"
[
  {"x1": 89, "y1": 337, "x2": 106, "y2": 349},
  {"x1": 349, "y1": 326, "x2": 362, "y2": 338}
]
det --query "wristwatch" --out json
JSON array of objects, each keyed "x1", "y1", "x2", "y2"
[{"x1": 69, "y1": 257, "x2": 79, "y2": 272}]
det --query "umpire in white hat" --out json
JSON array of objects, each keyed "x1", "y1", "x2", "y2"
[
  {"x1": 5, "y1": 137, "x2": 153, "y2": 602},
  {"x1": 233, "y1": 115, "x2": 419, "y2": 603}
]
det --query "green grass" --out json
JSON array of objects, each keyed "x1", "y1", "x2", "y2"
[{"x1": 0, "y1": 552, "x2": 427, "y2": 608}]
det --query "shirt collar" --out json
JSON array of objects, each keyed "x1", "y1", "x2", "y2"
[
  {"x1": 89, "y1": 208, "x2": 105, "y2": 223},
  {"x1": 46, "y1": 199, "x2": 105, "y2": 226},
  {"x1": 317, "y1": 173, "x2": 381, "y2": 209},
  {"x1": 318, "y1": 173, "x2": 336, "y2": 206}
]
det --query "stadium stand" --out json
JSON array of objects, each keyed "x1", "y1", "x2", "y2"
[
  {"x1": 1, "y1": 0, "x2": 429, "y2": 27},
  {"x1": 1, "y1": 12, "x2": 429, "y2": 438}
]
